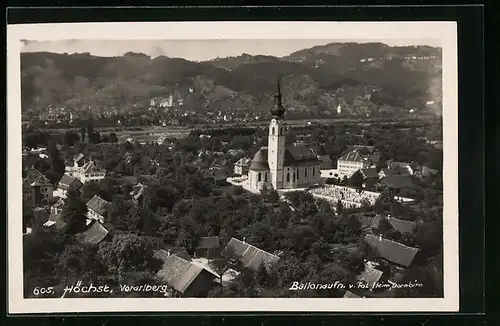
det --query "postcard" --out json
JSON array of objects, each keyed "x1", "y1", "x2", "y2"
[{"x1": 7, "y1": 21, "x2": 458, "y2": 313}]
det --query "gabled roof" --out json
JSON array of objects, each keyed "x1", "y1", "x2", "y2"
[
  {"x1": 284, "y1": 145, "x2": 320, "y2": 167},
  {"x1": 130, "y1": 183, "x2": 146, "y2": 200},
  {"x1": 81, "y1": 161, "x2": 106, "y2": 175},
  {"x1": 235, "y1": 157, "x2": 251, "y2": 166},
  {"x1": 23, "y1": 168, "x2": 52, "y2": 187},
  {"x1": 196, "y1": 236, "x2": 220, "y2": 250},
  {"x1": 74, "y1": 153, "x2": 85, "y2": 163},
  {"x1": 57, "y1": 174, "x2": 83, "y2": 191},
  {"x1": 156, "y1": 255, "x2": 217, "y2": 294},
  {"x1": 379, "y1": 175, "x2": 414, "y2": 189},
  {"x1": 155, "y1": 248, "x2": 191, "y2": 262},
  {"x1": 360, "y1": 167, "x2": 379, "y2": 179},
  {"x1": 370, "y1": 215, "x2": 417, "y2": 234},
  {"x1": 351, "y1": 145, "x2": 375, "y2": 153},
  {"x1": 78, "y1": 221, "x2": 109, "y2": 245},
  {"x1": 379, "y1": 168, "x2": 397, "y2": 176},
  {"x1": 223, "y1": 238, "x2": 280, "y2": 272},
  {"x1": 339, "y1": 150, "x2": 367, "y2": 163},
  {"x1": 364, "y1": 234, "x2": 419, "y2": 267},
  {"x1": 86, "y1": 195, "x2": 110, "y2": 216},
  {"x1": 357, "y1": 267, "x2": 384, "y2": 287}
]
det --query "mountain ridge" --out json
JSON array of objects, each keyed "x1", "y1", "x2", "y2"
[{"x1": 20, "y1": 42, "x2": 442, "y2": 119}]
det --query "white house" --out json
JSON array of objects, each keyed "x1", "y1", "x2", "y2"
[
  {"x1": 86, "y1": 195, "x2": 110, "y2": 224},
  {"x1": 73, "y1": 161, "x2": 106, "y2": 184}
]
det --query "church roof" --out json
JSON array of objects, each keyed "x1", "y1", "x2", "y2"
[
  {"x1": 249, "y1": 147, "x2": 269, "y2": 171},
  {"x1": 284, "y1": 145, "x2": 320, "y2": 167}
]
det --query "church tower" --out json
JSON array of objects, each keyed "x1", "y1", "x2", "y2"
[{"x1": 268, "y1": 78, "x2": 287, "y2": 189}]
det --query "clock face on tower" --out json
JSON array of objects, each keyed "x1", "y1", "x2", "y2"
[{"x1": 271, "y1": 119, "x2": 277, "y2": 124}]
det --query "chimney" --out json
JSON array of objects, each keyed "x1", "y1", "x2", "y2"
[
  {"x1": 167, "y1": 249, "x2": 171, "y2": 257},
  {"x1": 243, "y1": 237, "x2": 246, "y2": 243},
  {"x1": 379, "y1": 234, "x2": 382, "y2": 241}
]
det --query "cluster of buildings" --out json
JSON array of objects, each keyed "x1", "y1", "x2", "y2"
[
  {"x1": 343, "y1": 213, "x2": 442, "y2": 298},
  {"x1": 153, "y1": 236, "x2": 280, "y2": 297}
]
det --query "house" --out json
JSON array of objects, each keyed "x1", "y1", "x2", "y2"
[
  {"x1": 73, "y1": 161, "x2": 106, "y2": 183},
  {"x1": 337, "y1": 148, "x2": 378, "y2": 178},
  {"x1": 194, "y1": 236, "x2": 220, "y2": 259},
  {"x1": 378, "y1": 168, "x2": 398, "y2": 179},
  {"x1": 234, "y1": 157, "x2": 251, "y2": 176},
  {"x1": 73, "y1": 153, "x2": 89, "y2": 168},
  {"x1": 317, "y1": 155, "x2": 334, "y2": 170},
  {"x1": 364, "y1": 234, "x2": 420, "y2": 268},
  {"x1": 356, "y1": 266, "x2": 384, "y2": 290},
  {"x1": 77, "y1": 221, "x2": 109, "y2": 245},
  {"x1": 378, "y1": 175, "x2": 414, "y2": 191},
  {"x1": 386, "y1": 160, "x2": 414, "y2": 175},
  {"x1": 370, "y1": 215, "x2": 417, "y2": 235},
  {"x1": 360, "y1": 167, "x2": 379, "y2": 180},
  {"x1": 86, "y1": 195, "x2": 110, "y2": 224},
  {"x1": 56, "y1": 174, "x2": 83, "y2": 197},
  {"x1": 156, "y1": 255, "x2": 219, "y2": 297},
  {"x1": 130, "y1": 183, "x2": 146, "y2": 206},
  {"x1": 222, "y1": 237, "x2": 280, "y2": 272},
  {"x1": 23, "y1": 168, "x2": 54, "y2": 207},
  {"x1": 43, "y1": 197, "x2": 66, "y2": 228},
  {"x1": 155, "y1": 248, "x2": 191, "y2": 262}
]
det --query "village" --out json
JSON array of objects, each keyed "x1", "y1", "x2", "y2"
[{"x1": 22, "y1": 83, "x2": 443, "y2": 299}]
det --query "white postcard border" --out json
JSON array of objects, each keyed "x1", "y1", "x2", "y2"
[{"x1": 7, "y1": 21, "x2": 459, "y2": 313}]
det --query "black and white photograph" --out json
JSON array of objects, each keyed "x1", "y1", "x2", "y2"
[{"x1": 7, "y1": 21, "x2": 458, "y2": 313}]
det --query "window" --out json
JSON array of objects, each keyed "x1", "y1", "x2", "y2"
[
  {"x1": 296, "y1": 170, "x2": 299, "y2": 180},
  {"x1": 258, "y1": 173, "x2": 261, "y2": 182},
  {"x1": 305, "y1": 169, "x2": 307, "y2": 177},
  {"x1": 272, "y1": 127, "x2": 275, "y2": 135},
  {"x1": 312, "y1": 167, "x2": 315, "y2": 176},
  {"x1": 264, "y1": 173, "x2": 268, "y2": 182},
  {"x1": 293, "y1": 174, "x2": 295, "y2": 182},
  {"x1": 286, "y1": 173, "x2": 290, "y2": 182}
]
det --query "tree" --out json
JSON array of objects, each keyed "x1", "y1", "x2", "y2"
[
  {"x1": 97, "y1": 233, "x2": 155, "y2": 281},
  {"x1": 61, "y1": 190, "x2": 88, "y2": 234},
  {"x1": 156, "y1": 213, "x2": 179, "y2": 243},
  {"x1": 350, "y1": 170, "x2": 365, "y2": 189},
  {"x1": 109, "y1": 132, "x2": 118, "y2": 143},
  {"x1": 80, "y1": 180, "x2": 101, "y2": 203},
  {"x1": 80, "y1": 127, "x2": 86, "y2": 142},
  {"x1": 256, "y1": 262, "x2": 270, "y2": 288},
  {"x1": 336, "y1": 199, "x2": 344, "y2": 215}
]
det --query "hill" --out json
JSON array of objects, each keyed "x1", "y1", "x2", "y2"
[{"x1": 20, "y1": 42, "x2": 442, "y2": 119}]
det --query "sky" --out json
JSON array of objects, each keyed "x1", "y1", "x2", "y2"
[{"x1": 21, "y1": 39, "x2": 441, "y2": 62}]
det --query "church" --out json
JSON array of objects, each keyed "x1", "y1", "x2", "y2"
[{"x1": 247, "y1": 80, "x2": 322, "y2": 191}]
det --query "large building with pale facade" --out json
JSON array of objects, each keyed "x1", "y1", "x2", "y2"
[{"x1": 247, "y1": 80, "x2": 322, "y2": 192}]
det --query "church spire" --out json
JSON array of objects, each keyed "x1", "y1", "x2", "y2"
[{"x1": 271, "y1": 76, "x2": 285, "y2": 119}]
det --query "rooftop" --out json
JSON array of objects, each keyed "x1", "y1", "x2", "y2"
[
  {"x1": 23, "y1": 168, "x2": 52, "y2": 187},
  {"x1": 223, "y1": 238, "x2": 280, "y2": 272},
  {"x1": 86, "y1": 195, "x2": 110, "y2": 216},
  {"x1": 364, "y1": 234, "x2": 419, "y2": 267},
  {"x1": 78, "y1": 221, "x2": 109, "y2": 245}
]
